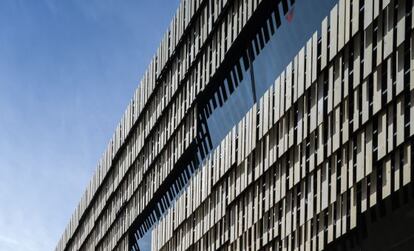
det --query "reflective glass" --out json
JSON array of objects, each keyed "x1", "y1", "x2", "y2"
[{"x1": 203, "y1": 0, "x2": 338, "y2": 152}]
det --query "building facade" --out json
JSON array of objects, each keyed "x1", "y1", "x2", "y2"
[{"x1": 57, "y1": 0, "x2": 414, "y2": 250}]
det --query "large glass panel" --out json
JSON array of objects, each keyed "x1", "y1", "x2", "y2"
[
  {"x1": 202, "y1": 0, "x2": 338, "y2": 153},
  {"x1": 254, "y1": 0, "x2": 338, "y2": 96},
  {"x1": 205, "y1": 57, "x2": 254, "y2": 148},
  {"x1": 136, "y1": 230, "x2": 152, "y2": 251}
]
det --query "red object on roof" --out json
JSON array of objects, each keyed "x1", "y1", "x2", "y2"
[{"x1": 286, "y1": 8, "x2": 295, "y2": 23}]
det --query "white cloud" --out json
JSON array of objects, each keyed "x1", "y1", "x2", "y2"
[{"x1": 0, "y1": 235, "x2": 19, "y2": 246}]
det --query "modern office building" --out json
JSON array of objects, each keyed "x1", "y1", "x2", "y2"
[{"x1": 56, "y1": 0, "x2": 414, "y2": 250}]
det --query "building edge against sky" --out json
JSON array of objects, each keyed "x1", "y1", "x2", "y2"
[{"x1": 57, "y1": 0, "x2": 414, "y2": 250}]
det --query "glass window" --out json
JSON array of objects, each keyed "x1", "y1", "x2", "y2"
[{"x1": 199, "y1": 0, "x2": 338, "y2": 155}]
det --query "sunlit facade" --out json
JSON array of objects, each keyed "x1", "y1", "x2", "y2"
[{"x1": 57, "y1": 0, "x2": 414, "y2": 250}]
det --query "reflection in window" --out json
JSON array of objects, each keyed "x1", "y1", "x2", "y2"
[
  {"x1": 135, "y1": 229, "x2": 152, "y2": 251},
  {"x1": 197, "y1": 0, "x2": 338, "y2": 156}
]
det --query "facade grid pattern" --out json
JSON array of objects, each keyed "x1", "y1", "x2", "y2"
[{"x1": 56, "y1": 0, "x2": 414, "y2": 250}]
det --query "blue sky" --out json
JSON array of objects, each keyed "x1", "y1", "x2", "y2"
[{"x1": 0, "y1": 0, "x2": 178, "y2": 250}]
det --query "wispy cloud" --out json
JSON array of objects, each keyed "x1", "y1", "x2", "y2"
[
  {"x1": 0, "y1": 235, "x2": 19, "y2": 246},
  {"x1": 0, "y1": 233, "x2": 34, "y2": 251}
]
